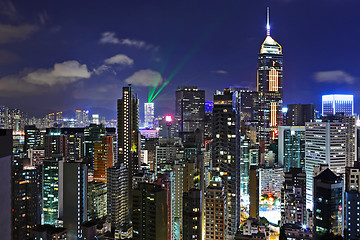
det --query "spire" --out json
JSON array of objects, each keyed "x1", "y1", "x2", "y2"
[{"x1": 266, "y1": 7, "x2": 270, "y2": 36}]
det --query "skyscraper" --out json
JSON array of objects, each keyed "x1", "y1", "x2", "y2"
[
  {"x1": 285, "y1": 104, "x2": 315, "y2": 126},
  {"x1": 257, "y1": 8, "x2": 283, "y2": 148},
  {"x1": 94, "y1": 136, "x2": 114, "y2": 183},
  {"x1": 313, "y1": 168, "x2": 343, "y2": 238},
  {"x1": 305, "y1": 122, "x2": 347, "y2": 209},
  {"x1": 175, "y1": 86, "x2": 205, "y2": 137},
  {"x1": 212, "y1": 88, "x2": 240, "y2": 237},
  {"x1": 144, "y1": 102, "x2": 154, "y2": 129},
  {"x1": 278, "y1": 126, "x2": 305, "y2": 172},
  {"x1": 117, "y1": 85, "x2": 140, "y2": 229},
  {"x1": 322, "y1": 94, "x2": 354, "y2": 116}
]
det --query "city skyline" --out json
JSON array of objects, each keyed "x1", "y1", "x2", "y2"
[{"x1": 0, "y1": 1, "x2": 359, "y2": 118}]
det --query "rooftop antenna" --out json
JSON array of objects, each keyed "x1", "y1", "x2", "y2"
[{"x1": 266, "y1": 7, "x2": 270, "y2": 36}]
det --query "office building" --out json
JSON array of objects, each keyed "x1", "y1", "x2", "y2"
[
  {"x1": 212, "y1": 88, "x2": 240, "y2": 236},
  {"x1": 278, "y1": 126, "x2": 305, "y2": 171},
  {"x1": 344, "y1": 190, "x2": 360, "y2": 240},
  {"x1": 84, "y1": 124, "x2": 106, "y2": 169},
  {"x1": 0, "y1": 129, "x2": 12, "y2": 240},
  {"x1": 0, "y1": 106, "x2": 9, "y2": 128},
  {"x1": 322, "y1": 94, "x2": 354, "y2": 116},
  {"x1": 60, "y1": 162, "x2": 88, "y2": 240},
  {"x1": 257, "y1": 8, "x2": 283, "y2": 147},
  {"x1": 285, "y1": 104, "x2": 315, "y2": 126},
  {"x1": 24, "y1": 125, "x2": 42, "y2": 153},
  {"x1": 132, "y1": 182, "x2": 168, "y2": 240},
  {"x1": 144, "y1": 102, "x2": 155, "y2": 129},
  {"x1": 94, "y1": 136, "x2": 114, "y2": 183},
  {"x1": 44, "y1": 132, "x2": 67, "y2": 159},
  {"x1": 117, "y1": 86, "x2": 140, "y2": 225},
  {"x1": 176, "y1": 86, "x2": 205, "y2": 136},
  {"x1": 42, "y1": 158, "x2": 61, "y2": 225},
  {"x1": 305, "y1": 122, "x2": 347, "y2": 209},
  {"x1": 171, "y1": 164, "x2": 184, "y2": 240},
  {"x1": 313, "y1": 168, "x2": 343, "y2": 238}
]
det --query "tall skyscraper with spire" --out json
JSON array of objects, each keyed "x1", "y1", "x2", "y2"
[{"x1": 257, "y1": 8, "x2": 283, "y2": 154}]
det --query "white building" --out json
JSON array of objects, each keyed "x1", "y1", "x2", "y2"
[
  {"x1": 322, "y1": 94, "x2": 354, "y2": 116},
  {"x1": 305, "y1": 122, "x2": 347, "y2": 210},
  {"x1": 144, "y1": 102, "x2": 154, "y2": 129}
]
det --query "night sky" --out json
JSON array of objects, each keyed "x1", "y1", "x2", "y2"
[{"x1": 0, "y1": 0, "x2": 359, "y2": 120}]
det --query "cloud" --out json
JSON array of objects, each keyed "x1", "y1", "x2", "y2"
[
  {"x1": 94, "y1": 54, "x2": 133, "y2": 75},
  {"x1": 0, "y1": 60, "x2": 91, "y2": 96},
  {"x1": 24, "y1": 61, "x2": 91, "y2": 86},
  {"x1": 314, "y1": 70, "x2": 356, "y2": 84},
  {"x1": 0, "y1": 0, "x2": 19, "y2": 21},
  {"x1": 0, "y1": 23, "x2": 38, "y2": 44},
  {"x1": 100, "y1": 32, "x2": 159, "y2": 51},
  {"x1": 212, "y1": 70, "x2": 228, "y2": 74},
  {"x1": 125, "y1": 69, "x2": 162, "y2": 87},
  {"x1": 104, "y1": 54, "x2": 134, "y2": 66},
  {"x1": 0, "y1": 49, "x2": 20, "y2": 64}
]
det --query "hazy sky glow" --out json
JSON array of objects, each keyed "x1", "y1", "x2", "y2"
[{"x1": 0, "y1": 0, "x2": 359, "y2": 119}]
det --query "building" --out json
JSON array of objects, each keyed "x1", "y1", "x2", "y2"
[
  {"x1": 313, "y1": 168, "x2": 343, "y2": 238},
  {"x1": 44, "y1": 131, "x2": 67, "y2": 159},
  {"x1": 280, "y1": 224, "x2": 312, "y2": 240},
  {"x1": 59, "y1": 162, "x2": 88, "y2": 240},
  {"x1": 175, "y1": 86, "x2": 205, "y2": 137},
  {"x1": 183, "y1": 188, "x2": 202, "y2": 240},
  {"x1": 144, "y1": 102, "x2": 155, "y2": 128},
  {"x1": 281, "y1": 168, "x2": 306, "y2": 226},
  {"x1": 24, "y1": 125, "x2": 42, "y2": 154},
  {"x1": 322, "y1": 94, "x2": 354, "y2": 116},
  {"x1": 75, "y1": 110, "x2": 90, "y2": 127},
  {"x1": 107, "y1": 164, "x2": 129, "y2": 229},
  {"x1": 249, "y1": 166, "x2": 259, "y2": 219},
  {"x1": 285, "y1": 104, "x2": 315, "y2": 126},
  {"x1": 12, "y1": 159, "x2": 40, "y2": 239},
  {"x1": 87, "y1": 181, "x2": 107, "y2": 221},
  {"x1": 0, "y1": 129, "x2": 12, "y2": 240},
  {"x1": 212, "y1": 88, "x2": 241, "y2": 236},
  {"x1": 117, "y1": 86, "x2": 140, "y2": 226},
  {"x1": 257, "y1": 8, "x2": 283, "y2": 148},
  {"x1": 345, "y1": 162, "x2": 360, "y2": 192},
  {"x1": 132, "y1": 182, "x2": 168, "y2": 240},
  {"x1": 205, "y1": 177, "x2": 227, "y2": 240},
  {"x1": 42, "y1": 158, "x2": 61, "y2": 225},
  {"x1": 259, "y1": 166, "x2": 283, "y2": 199},
  {"x1": 344, "y1": 190, "x2": 360, "y2": 240},
  {"x1": 94, "y1": 136, "x2": 114, "y2": 183},
  {"x1": 84, "y1": 124, "x2": 106, "y2": 169},
  {"x1": 278, "y1": 126, "x2": 305, "y2": 171},
  {"x1": 305, "y1": 122, "x2": 347, "y2": 209},
  {"x1": 171, "y1": 164, "x2": 184, "y2": 240}
]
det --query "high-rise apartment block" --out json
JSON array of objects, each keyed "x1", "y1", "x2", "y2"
[
  {"x1": 132, "y1": 182, "x2": 168, "y2": 240},
  {"x1": 212, "y1": 88, "x2": 240, "y2": 237}
]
